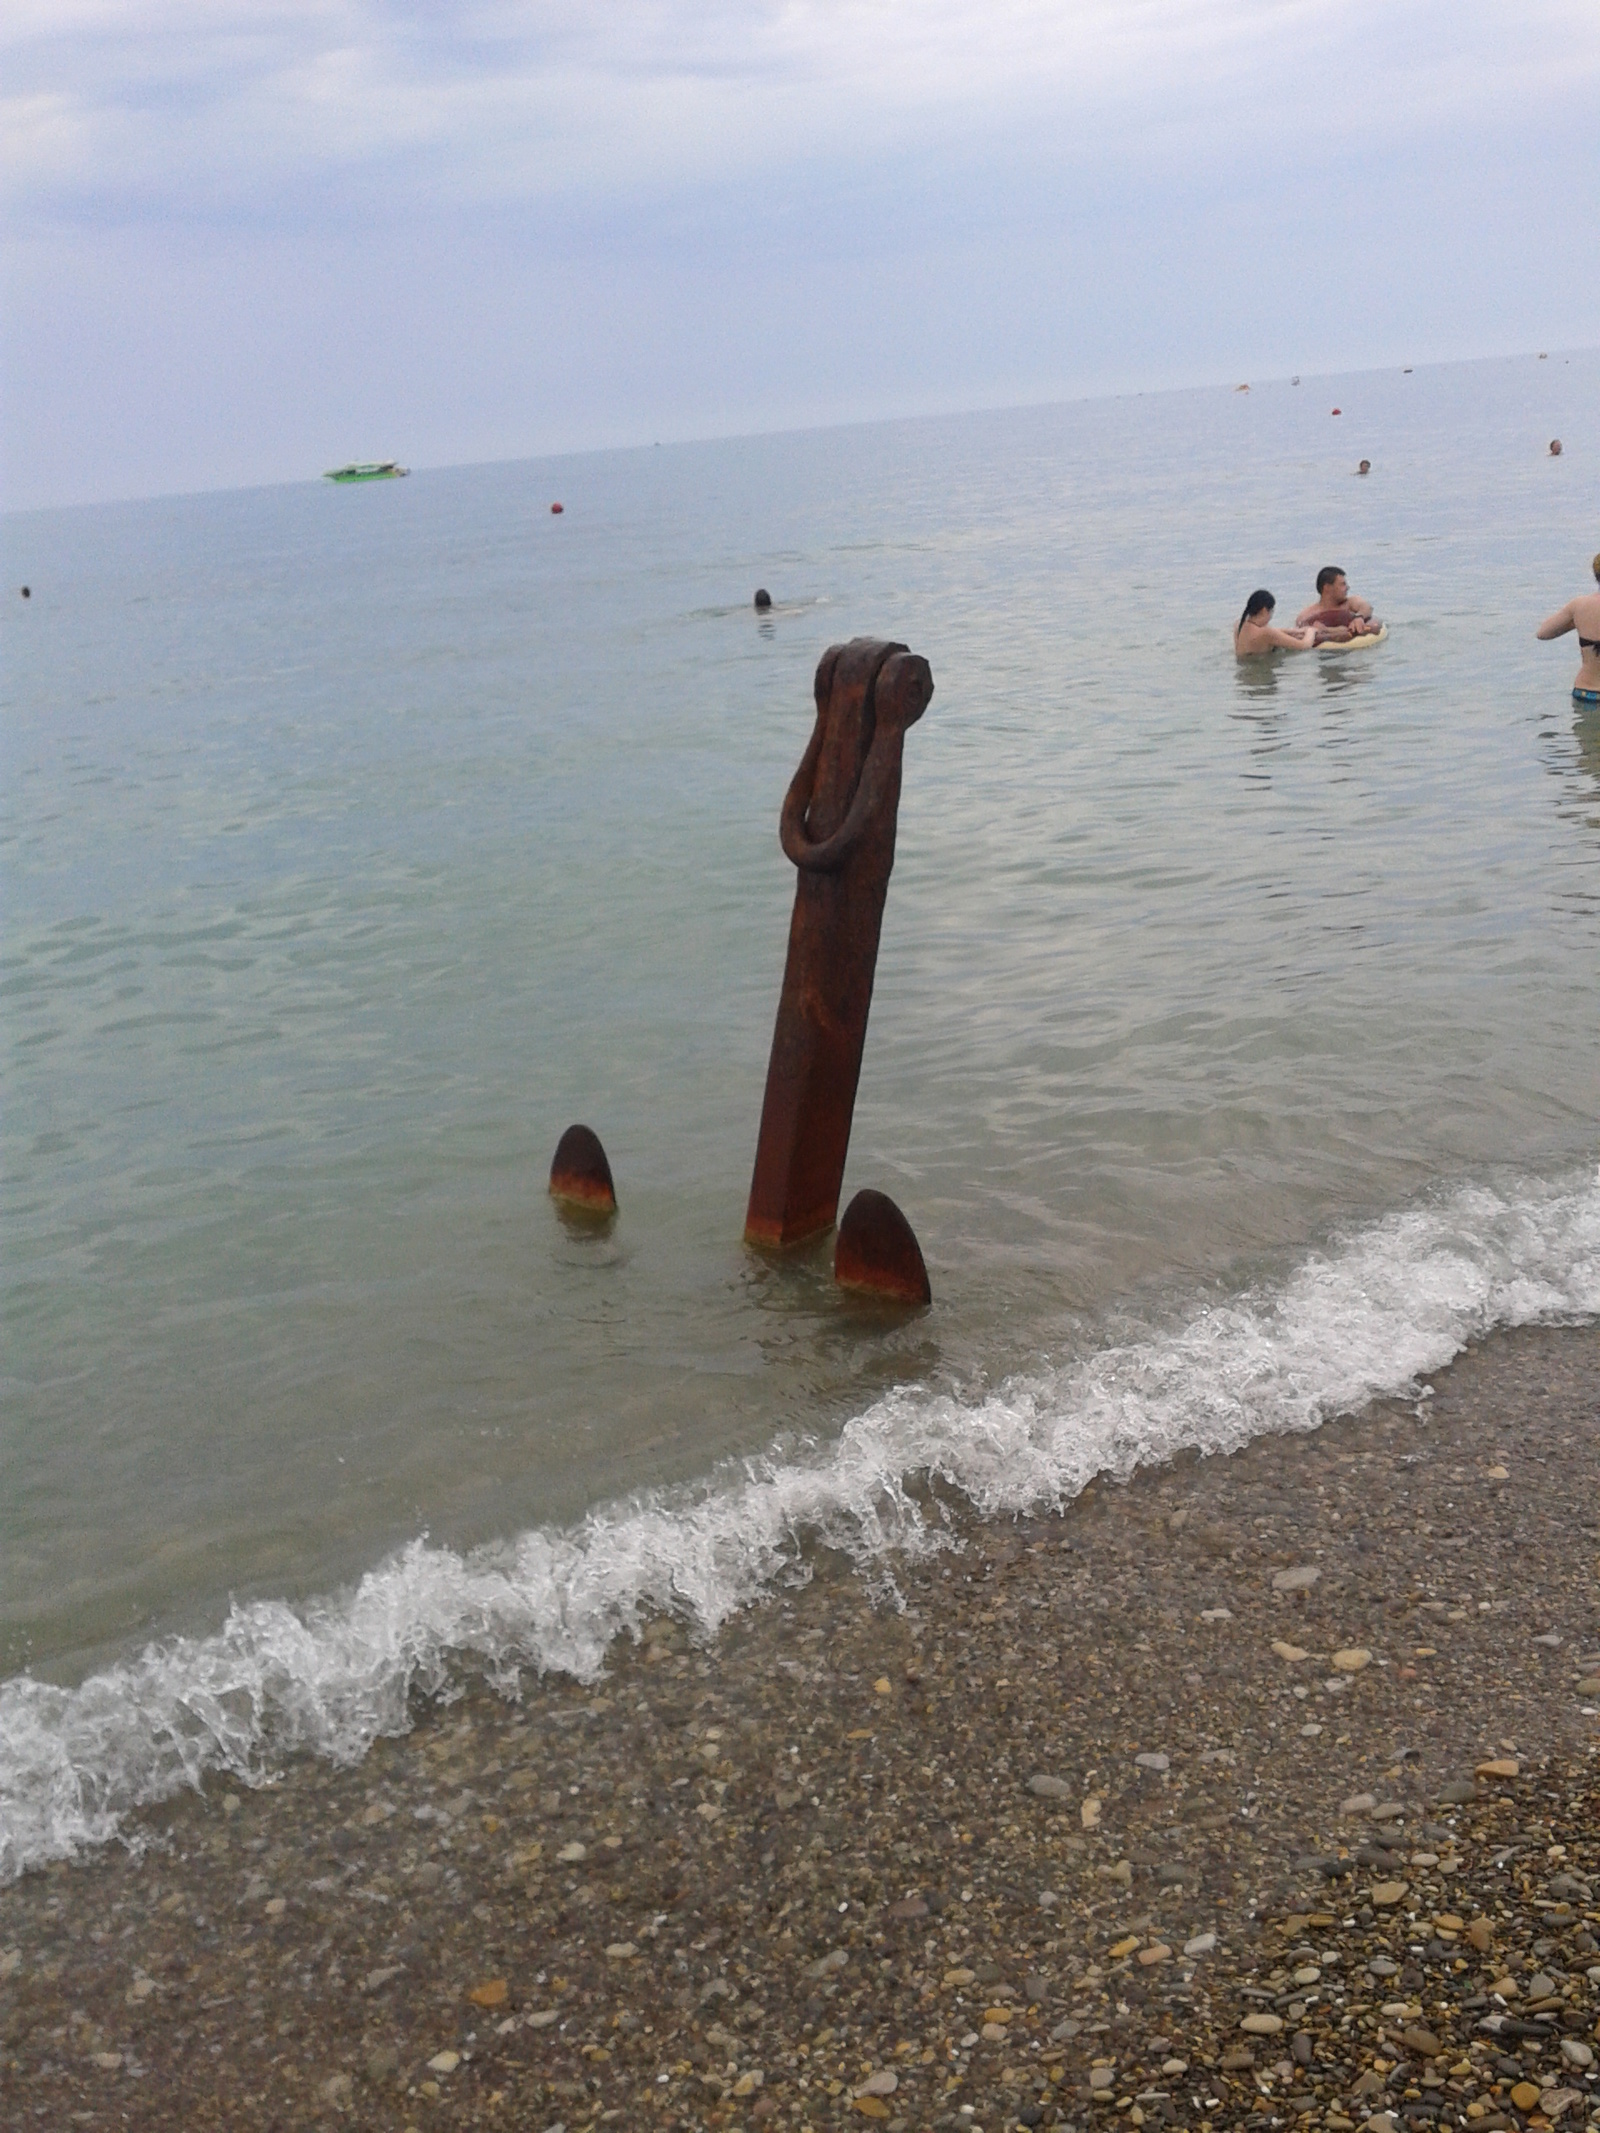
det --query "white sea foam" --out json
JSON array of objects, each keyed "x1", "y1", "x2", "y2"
[{"x1": 3, "y1": 1166, "x2": 1597, "y2": 1882}]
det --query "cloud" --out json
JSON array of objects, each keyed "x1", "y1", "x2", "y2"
[{"x1": 5, "y1": 0, "x2": 1594, "y2": 225}]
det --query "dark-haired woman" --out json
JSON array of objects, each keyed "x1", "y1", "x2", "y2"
[{"x1": 1233, "y1": 590, "x2": 1320, "y2": 659}]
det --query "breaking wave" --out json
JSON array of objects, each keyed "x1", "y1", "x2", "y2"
[{"x1": 3, "y1": 1166, "x2": 1597, "y2": 1882}]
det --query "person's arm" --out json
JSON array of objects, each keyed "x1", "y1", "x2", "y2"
[
  {"x1": 1536, "y1": 602, "x2": 1576, "y2": 640},
  {"x1": 1347, "y1": 594, "x2": 1373, "y2": 620},
  {"x1": 1268, "y1": 625, "x2": 1318, "y2": 650},
  {"x1": 1293, "y1": 603, "x2": 1319, "y2": 626}
]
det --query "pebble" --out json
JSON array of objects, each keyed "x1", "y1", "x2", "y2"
[
  {"x1": 1240, "y1": 2012, "x2": 1284, "y2": 2035},
  {"x1": 1272, "y1": 1640, "x2": 1310, "y2": 1661},
  {"x1": 1399, "y1": 2025, "x2": 1443, "y2": 2057},
  {"x1": 468, "y1": 1977, "x2": 507, "y2": 2006},
  {"x1": 1560, "y1": 2038, "x2": 1593, "y2": 2068},
  {"x1": 1134, "y1": 1752, "x2": 1169, "y2": 1772},
  {"x1": 1027, "y1": 1774, "x2": 1072, "y2": 1799},
  {"x1": 1475, "y1": 1756, "x2": 1519, "y2": 1778},
  {"x1": 1272, "y1": 1566, "x2": 1320, "y2": 1592},
  {"x1": 857, "y1": 2069, "x2": 898, "y2": 2095},
  {"x1": 1510, "y1": 2079, "x2": 1542, "y2": 2111},
  {"x1": 427, "y1": 2050, "x2": 460, "y2": 2074},
  {"x1": 1080, "y1": 1797, "x2": 1102, "y2": 1828},
  {"x1": 1342, "y1": 1793, "x2": 1377, "y2": 1815},
  {"x1": 1183, "y1": 1933, "x2": 1216, "y2": 1956},
  {"x1": 1371, "y1": 1880, "x2": 1408, "y2": 1906},
  {"x1": 1331, "y1": 1648, "x2": 1372, "y2": 1672},
  {"x1": 557, "y1": 1841, "x2": 587, "y2": 1862}
]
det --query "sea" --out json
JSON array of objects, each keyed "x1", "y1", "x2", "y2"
[{"x1": 3, "y1": 350, "x2": 1598, "y2": 1882}]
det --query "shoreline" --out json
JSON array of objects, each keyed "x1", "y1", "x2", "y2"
[{"x1": 2, "y1": 1319, "x2": 1597, "y2": 2131}]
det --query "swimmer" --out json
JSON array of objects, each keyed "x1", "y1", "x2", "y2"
[
  {"x1": 1535, "y1": 552, "x2": 1600, "y2": 703},
  {"x1": 19, "y1": 586, "x2": 29, "y2": 599},
  {"x1": 1295, "y1": 566, "x2": 1378, "y2": 640},
  {"x1": 753, "y1": 588, "x2": 772, "y2": 611},
  {"x1": 1550, "y1": 439, "x2": 1563, "y2": 457},
  {"x1": 1357, "y1": 460, "x2": 1371, "y2": 476},
  {"x1": 1234, "y1": 590, "x2": 1321, "y2": 658}
]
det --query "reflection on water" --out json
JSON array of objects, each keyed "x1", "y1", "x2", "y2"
[
  {"x1": 1231, "y1": 655, "x2": 1284, "y2": 703},
  {"x1": 1572, "y1": 704, "x2": 1600, "y2": 794},
  {"x1": 1315, "y1": 651, "x2": 1381, "y2": 699},
  {"x1": 1535, "y1": 703, "x2": 1600, "y2": 918}
]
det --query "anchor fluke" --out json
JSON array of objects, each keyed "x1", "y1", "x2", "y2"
[
  {"x1": 549, "y1": 1124, "x2": 617, "y2": 1214},
  {"x1": 834, "y1": 1189, "x2": 931, "y2": 1306}
]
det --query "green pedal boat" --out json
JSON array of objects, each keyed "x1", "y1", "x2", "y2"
[{"x1": 323, "y1": 462, "x2": 409, "y2": 483}]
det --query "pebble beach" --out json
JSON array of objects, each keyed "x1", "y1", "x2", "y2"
[{"x1": 2, "y1": 1320, "x2": 1597, "y2": 2133}]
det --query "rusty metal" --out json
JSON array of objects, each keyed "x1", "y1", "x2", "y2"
[
  {"x1": 744, "y1": 638, "x2": 933, "y2": 1248},
  {"x1": 834, "y1": 1188, "x2": 931, "y2": 1304},
  {"x1": 549, "y1": 1123, "x2": 616, "y2": 1214}
]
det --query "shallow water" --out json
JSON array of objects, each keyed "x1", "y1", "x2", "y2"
[{"x1": 3, "y1": 351, "x2": 1598, "y2": 1874}]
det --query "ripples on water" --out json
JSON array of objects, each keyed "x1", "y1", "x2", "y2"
[{"x1": 2, "y1": 353, "x2": 1596, "y2": 1728}]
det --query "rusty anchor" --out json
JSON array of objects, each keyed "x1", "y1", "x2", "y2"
[
  {"x1": 549, "y1": 1122, "x2": 617, "y2": 1215},
  {"x1": 743, "y1": 637, "x2": 933, "y2": 1297}
]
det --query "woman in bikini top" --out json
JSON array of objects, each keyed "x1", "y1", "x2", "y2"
[{"x1": 1536, "y1": 553, "x2": 1600, "y2": 701}]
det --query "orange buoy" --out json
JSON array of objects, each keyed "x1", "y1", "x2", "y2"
[{"x1": 551, "y1": 502, "x2": 564, "y2": 515}]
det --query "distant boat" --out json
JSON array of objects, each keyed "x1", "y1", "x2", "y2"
[{"x1": 323, "y1": 462, "x2": 409, "y2": 483}]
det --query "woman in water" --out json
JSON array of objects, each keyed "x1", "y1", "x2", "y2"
[
  {"x1": 1536, "y1": 554, "x2": 1600, "y2": 704},
  {"x1": 1233, "y1": 590, "x2": 1322, "y2": 659}
]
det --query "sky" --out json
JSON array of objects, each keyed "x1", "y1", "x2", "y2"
[{"x1": 4, "y1": 0, "x2": 1598, "y2": 511}]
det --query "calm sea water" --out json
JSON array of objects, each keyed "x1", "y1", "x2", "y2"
[{"x1": 3, "y1": 352, "x2": 1599, "y2": 1873}]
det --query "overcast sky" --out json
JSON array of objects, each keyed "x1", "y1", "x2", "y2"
[{"x1": 4, "y1": 0, "x2": 1598, "y2": 510}]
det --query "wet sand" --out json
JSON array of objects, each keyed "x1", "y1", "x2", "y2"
[{"x1": 2, "y1": 1322, "x2": 1598, "y2": 2132}]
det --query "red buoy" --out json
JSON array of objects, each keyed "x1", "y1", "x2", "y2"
[
  {"x1": 1331, "y1": 407, "x2": 1341, "y2": 416},
  {"x1": 551, "y1": 502, "x2": 564, "y2": 514}
]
